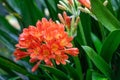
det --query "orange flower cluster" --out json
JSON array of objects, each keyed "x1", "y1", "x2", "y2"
[
  {"x1": 14, "y1": 18, "x2": 79, "y2": 72},
  {"x1": 78, "y1": 0, "x2": 91, "y2": 9}
]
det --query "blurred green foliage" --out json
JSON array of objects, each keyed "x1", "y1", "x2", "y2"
[{"x1": 0, "y1": 0, "x2": 120, "y2": 80}]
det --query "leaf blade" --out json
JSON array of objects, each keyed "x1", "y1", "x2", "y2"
[
  {"x1": 0, "y1": 55, "x2": 39, "y2": 80},
  {"x1": 100, "y1": 30, "x2": 120, "y2": 63},
  {"x1": 82, "y1": 46, "x2": 112, "y2": 77},
  {"x1": 91, "y1": 0, "x2": 120, "y2": 31},
  {"x1": 40, "y1": 65, "x2": 69, "y2": 80}
]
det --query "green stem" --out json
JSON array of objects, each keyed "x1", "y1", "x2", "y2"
[
  {"x1": 72, "y1": 38, "x2": 83, "y2": 80},
  {"x1": 98, "y1": 23, "x2": 106, "y2": 42},
  {"x1": 78, "y1": 22, "x2": 87, "y2": 45},
  {"x1": 78, "y1": 22, "x2": 93, "y2": 69},
  {"x1": 73, "y1": 56, "x2": 83, "y2": 80}
]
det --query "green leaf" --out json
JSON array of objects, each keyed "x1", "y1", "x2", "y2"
[
  {"x1": 45, "y1": 0, "x2": 57, "y2": 11},
  {"x1": 8, "y1": 76, "x2": 20, "y2": 80},
  {"x1": 0, "y1": 29, "x2": 18, "y2": 44},
  {"x1": 0, "y1": 15, "x2": 19, "y2": 35},
  {"x1": 82, "y1": 46, "x2": 112, "y2": 77},
  {"x1": 100, "y1": 30, "x2": 120, "y2": 63},
  {"x1": 80, "y1": 13, "x2": 93, "y2": 47},
  {"x1": 73, "y1": 56, "x2": 83, "y2": 80},
  {"x1": 0, "y1": 35, "x2": 14, "y2": 51},
  {"x1": 0, "y1": 55, "x2": 39, "y2": 80},
  {"x1": 0, "y1": 28, "x2": 18, "y2": 51},
  {"x1": 43, "y1": 71, "x2": 54, "y2": 80},
  {"x1": 6, "y1": 0, "x2": 44, "y2": 27},
  {"x1": 100, "y1": 0, "x2": 115, "y2": 16},
  {"x1": 92, "y1": 71, "x2": 109, "y2": 80},
  {"x1": 52, "y1": 75, "x2": 59, "y2": 80},
  {"x1": 111, "y1": 57, "x2": 120, "y2": 80},
  {"x1": 40, "y1": 65, "x2": 69, "y2": 80},
  {"x1": 0, "y1": 75, "x2": 6, "y2": 80},
  {"x1": 44, "y1": 0, "x2": 60, "y2": 20},
  {"x1": 86, "y1": 69, "x2": 92, "y2": 80},
  {"x1": 64, "y1": 64, "x2": 81, "y2": 80},
  {"x1": 91, "y1": 0, "x2": 120, "y2": 31},
  {"x1": 76, "y1": 22, "x2": 87, "y2": 45},
  {"x1": 91, "y1": 33, "x2": 102, "y2": 53}
]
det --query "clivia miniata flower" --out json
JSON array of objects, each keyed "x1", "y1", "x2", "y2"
[
  {"x1": 78, "y1": 0, "x2": 91, "y2": 9},
  {"x1": 14, "y1": 18, "x2": 79, "y2": 72}
]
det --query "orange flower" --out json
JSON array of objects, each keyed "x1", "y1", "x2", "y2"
[
  {"x1": 78, "y1": 0, "x2": 91, "y2": 9},
  {"x1": 14, "y1": 18, "x2": 79, "y2": 72},
  {"x1": 14, "y1": 49, "x2": 29, "y2": 60}
]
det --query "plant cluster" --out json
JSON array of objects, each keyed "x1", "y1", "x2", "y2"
[{"x1": 0, "y1": 0, "x2": 120, "y2": 80}]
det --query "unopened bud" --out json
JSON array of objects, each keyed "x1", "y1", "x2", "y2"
[
  {"x1": 57, "y1": 4, "x2": 66, "y2": 10},
  {"x1": 78, "y1": 7, "x2": 90, "y2": 13},
  {"x1": 78, "y1": 7, "x2": 87, "y2": 13},
  {"x1": 31, "y1": 61, "x2": 40, "y2": 72},
  {"x1": 75, "y1": 17, "x2": 80, "y2": 25},
  {"x1": 74, "y1": 17, "x2": 80, "y2": 28},
  {"x1": 59, "y1": 1, "x2": 67, "y2": 8},
  {"x1": 74, "y1": 23, "x2": 77, "y2": 28},
  {"x1": 103, "y1": 0, "x2": 108, "y2": 6},
  {"x1": 56, "y1": 20, "x2": 60, "y2": 24},
  {"x1": 58, "y1": 13, "x2": 65, "y2": 24},
  {"x1": 68, "y1": 0, "x2": 73, "y2": 5},
  {"x1": 78, "y1": 0, "x2": 91, "y2": 9},
  {"x1": 63, "y1": 11, "x2": 67, "y2": 20}
]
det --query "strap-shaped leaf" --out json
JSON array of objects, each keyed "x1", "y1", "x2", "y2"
[
  {"x1": 6, "y1": 0, "x2": 44, "y2": 27},
  {"x1": 80, "y1": 13, "x2": 93, "y2": 47},
  {"x1": 0, "y1": 35, "x2": 14, "y2": 51},
  {"x1": 90, "y1": 0, "x2": 120, "y2": 31},
  {"x1": 44, "y1": 0, "x2": 60, "y2": 20},
  {"x1": 82, "y1": 46, "x2": 112, "y2": 77},
  {"x1": 92, "y1": 71, "x2": 109, "y2": 80},
  {"x1": 100, "y1": 30, "x2": 120, "y2": 63},
  {"x1": 0, "y1": 55, "x2": 39, "y2": 80},
  {"x1": 73, "y1": 56, "x2": 83, "y2": 80},
  {"x1": 86, "y1": 69, "x2": 92, "y2": 80},
  {"x1": 0, "y1": 28, "x2": 18, "y2": 51},
  {"x1": 91, "y1": 33, "x2": 102, "y2": 53},
  {"x1": 64, "y1": 64, "x2": 81, "y2": 80},
  {"x1": 0, "y1": 15, "x2": 19, "y2": 35},
  {"x1": 40, "y1": 65, "x2": 69, "y2": 80},
  {"x1": 0, "y1": 29, "x2": 18, "y2": 44},
  {"x1": 100, "y1": 0, "x2": 115, "y2": 15}
]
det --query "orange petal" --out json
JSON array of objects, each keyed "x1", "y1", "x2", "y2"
[
  {"x1": 31, "y1": 61, "x2": 40, "y2": 72},
  {"x1": 29, "y1": 58, "x2": 38, "y2": 63},
  {"x1": 14, "y1": 49, "x2": 29, "y2": 60},
  {"x1": 78, "y1": 0, "x2": 91, "y2": 9},
  {"x1": 64, "y1": 48, "x2": 79, "y2": 56}
]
